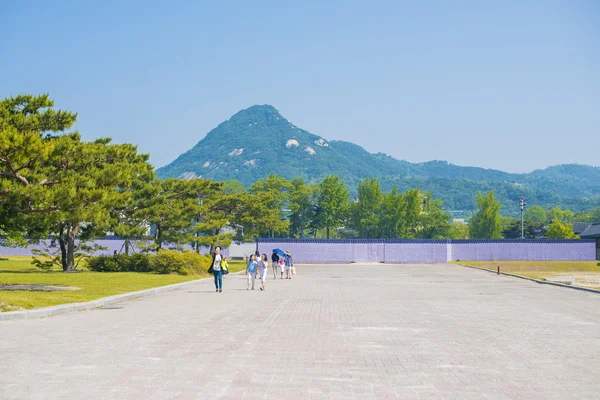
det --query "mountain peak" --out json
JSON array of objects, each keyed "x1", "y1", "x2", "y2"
[
  {"x1": 230, "y1": 104, "x2": 282, "y2": 122},
  {"x1": 244, "y1": 104, "x2": 278, "y2": 112}
]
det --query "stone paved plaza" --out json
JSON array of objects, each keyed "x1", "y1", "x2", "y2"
[{"x1": 1, "y1": 264, "x2": 600, "y2": 399}]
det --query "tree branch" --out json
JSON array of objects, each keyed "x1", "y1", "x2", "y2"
[
  {"x1": 0, "y1": 170, "x2": 30, "y2": 186},
  {"x1": 72, "y1": 222, "x2": 80, "y2": 238},
  {"x1": 15, "y1": 157, "x2": 38, "y2": 173},
  {"x1": 15, "y1": 207, "x2": 59, "y2": 214},
  {"x1": 38, "y1": 179, "x2": 60, "y2": 186}
]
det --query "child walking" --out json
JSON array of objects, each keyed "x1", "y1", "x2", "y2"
[
  {"x1": 246, "y1": 254, "x2": 258, "y2": 290},
  {"x1": 279, "y1": 258, "x2": 285, "y2": 279}
]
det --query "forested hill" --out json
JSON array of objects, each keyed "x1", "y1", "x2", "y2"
[{"x1": 156, "y1": 105, "x2": 600, "y2": 214}]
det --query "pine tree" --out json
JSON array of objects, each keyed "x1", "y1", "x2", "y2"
[{"x1": 314, "y1": 175, "x2": 349, "y2": 239}]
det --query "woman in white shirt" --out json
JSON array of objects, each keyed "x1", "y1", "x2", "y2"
[{"x1": 258, "y1": 254, "x2": 268, "y2": 291}]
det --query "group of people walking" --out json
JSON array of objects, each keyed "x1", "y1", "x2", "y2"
[
  {"x1": 209, "y1": 246, "x2": 294, "y2": 292},
  {"x1": 246, "y1": 249, "x2": 294, "y2": 291}
]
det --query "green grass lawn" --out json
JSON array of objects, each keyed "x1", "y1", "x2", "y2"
[
  {"x1": 0, "y1": 257, "x2": 247, "y2": 312},
  {"x1": 0, "y1": 256, "x2": 58, "y2": 272},
  {"x1": 455, "y1": 260, "x2": 600, "y2": 289}
]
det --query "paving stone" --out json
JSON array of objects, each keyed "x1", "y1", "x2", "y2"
[{"x1": 1, "y1": 264, "x2": 599, "y2": 399}]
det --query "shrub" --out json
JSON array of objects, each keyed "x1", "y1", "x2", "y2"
[
  {"x1": 87, "y1": 254, "x2": 152, "y2": 272},
  {"x1": 127, "y1": 253, "x2": 154, "y2": 272},
  {"x1": 150, "y1": 250, "x2": 211, "y2": 275},
  {"x1": 150, "y1": 250, "x2": 186, "y2": 274},
  {"x1": 87, "y1": 251, "x2": 212, "y2": 275},
  {"x1": 194, "y1": 253, "x2": 213, "y2": 275}
]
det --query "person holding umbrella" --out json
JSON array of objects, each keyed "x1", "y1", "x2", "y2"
[
  {"x1": 273, "y1": 248, "x2": 286, "y2": 279},
  {"x1": 271, "y1": 250, "x2": 280, "y2": 279}
]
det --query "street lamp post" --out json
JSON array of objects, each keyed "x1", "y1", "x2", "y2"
[{"x1": 519, "y1": 197, "x2": 527, "y2": 239}]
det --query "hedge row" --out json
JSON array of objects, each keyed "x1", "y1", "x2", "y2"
[{"x1": 87, "y1": 250, "x2": 212, "y2": 275}]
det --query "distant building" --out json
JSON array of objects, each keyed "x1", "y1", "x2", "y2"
[
  {"x1": 573, "y1": 222, "x2": 592, "y2": 236},
  {"x1": 579, "y1": 223, "x2": 600, "y2": 239},
  {"x1": 579, "y1": 223, "x2": 600, "y2": 260}
]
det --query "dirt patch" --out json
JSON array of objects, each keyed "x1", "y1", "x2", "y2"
[
  {"x1": 514, "y1": 272, "x2": 600, "y2": 290},
  {"x1": 0, "y1": 301, "x2": 25, "y2": 312},
  {"x1": 0, "y1": 284, "x2": 81, "y2": 292},
  {"x1": 569, "y1": 274, "x2": 600, "y2": 289},
  {"x1": 576, "y1": 278, "x2": 600, "y2": 290}
]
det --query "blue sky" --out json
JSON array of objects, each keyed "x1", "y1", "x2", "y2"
[{"x1": 1, "y1": 0, "x2": 598, "y2": 173}]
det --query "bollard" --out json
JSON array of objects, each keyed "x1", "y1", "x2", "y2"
[{"x1": 497, "y1": 265, "x2": 500, "y2": 275}]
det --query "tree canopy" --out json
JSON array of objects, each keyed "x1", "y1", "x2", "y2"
[
  {"x1": 1, "y1": 95, "x2": 153, "y2": 270},
  {"x1": 469, "y1": 191, "x2": 503, "y2": 239},
  {"x1": 314, "y1": 175, "x2": 349, "y2": 239},
  {"x1": 545, "y1": 218, "x2": 578, "y2": 239}
]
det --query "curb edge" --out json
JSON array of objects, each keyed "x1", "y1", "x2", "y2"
[{"x1": 455, "y1": 263, "x2": 600, "y2": 295}]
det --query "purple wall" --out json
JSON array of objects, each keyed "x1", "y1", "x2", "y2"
[
  {"x1": 257, "y1": 239, "x2": 597, "y2": 263},
  {"x1": 0, "y1": 239, "x2": 227, "y2": 257},
  {"x1": 3, "y1": 238, "x2": 595, "y2": 262},
  {"x1": 257, "y1": 242, "x2": 355, "y2": 263},
  {"x1": 384, "y1": 242, "x2": 449, "y2": 263},
  {"x1": 451, "y1": 240, "x2": 595, "y2": 261}
]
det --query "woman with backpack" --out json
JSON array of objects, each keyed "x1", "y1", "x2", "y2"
[
  {"x1": 258, "y1": 254, "x2": 268, "y2": 291},
  {"x1": 271, "y1": 250, "x2": 279, "y2": 279},
  {"x1": 246, "y1": 254, "x2": 258, "y2": 290}
]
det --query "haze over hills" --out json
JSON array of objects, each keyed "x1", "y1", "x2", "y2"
[{"x1": 156, "y1": 105, "x2": 600, "y2": 215}]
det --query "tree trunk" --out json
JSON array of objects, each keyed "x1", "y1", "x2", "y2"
[
  {"x1": 64, "y1": 222, "x2": 79, "y2": 272},
  {"x1": 125, "y1": 239, "x2": 130, "y2": 255},
  {"x1": 66, "y1": 234, "x2": 75, "y2": 271},
  {"x1": 155, "y1": 224, "x2": 162, "y2": 252},
  {"x1": 326, "y1": 226, "x2": 330, "y2": 239},
  {"x1": 209, "y1": 228, "x2": 220, "y2": 255},
  {"x1": 58, "y1": 236, "x2": 68, "y2": 271}
]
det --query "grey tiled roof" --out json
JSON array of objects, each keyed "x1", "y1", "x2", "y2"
[
  {"x1": 580, "y1": 223, "x2": 600, "y2": 238},
  {"x1": 572, "y1": 222, "x2": 592, "y2": 235}
]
